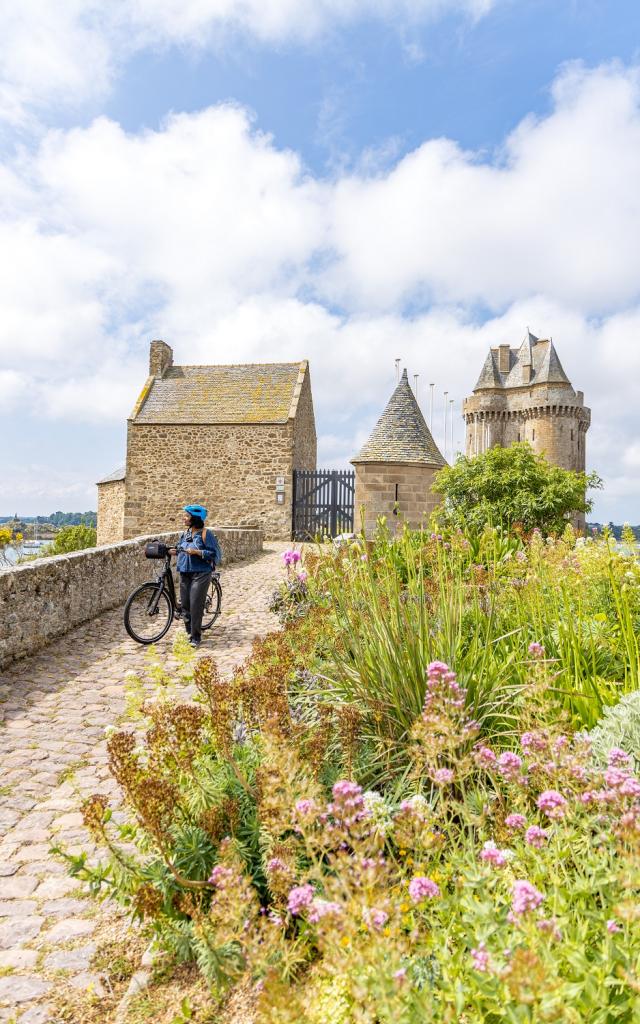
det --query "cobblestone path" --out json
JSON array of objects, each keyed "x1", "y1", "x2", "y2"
[{"x1": 0, "y1": 543, "x2": 288, "y2": 1022}]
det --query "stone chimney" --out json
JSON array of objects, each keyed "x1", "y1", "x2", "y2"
[
  {"x1": 149, "y1": 340, "x2": 173, "y2": 378},
  {"x1": 498, "y1": 344, "x2": 511, "y2": 373}
]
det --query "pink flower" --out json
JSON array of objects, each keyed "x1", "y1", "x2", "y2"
[
  {"x1": 475, "y1": 745, "x2": 497, "y2": 768},
  {"x1": 470, "y1": 943, "x2": 490, "y2": 972},
  {"x1": 480, "y1": 840, "x2": 509, "y2": 867},
  {"x1": 498, "y1": 751, "x2": 523, "y2": 781},
  {"x1": 409, "y1": 876, "x2": 441, "y2": 903},
  {"x1": 297, "y1": 570, "x2": 308, "y2": 583},
  {"x1": 283, "y1": 549, "x2": 301, "y2": 566},
  {"x1": 432, "y1": 768, "x2": 454, "y2": 786},
  {"x1": 267, "y1": 857, "x2": 287, "y2": 874},
  {"x1": 208, "y1": 864, "x2": 234, "y2": 888},
  {"x1": 393, "y1": 968, "x2": 407, "y2": 983},
  {"x1": 607, "y1": 919, "x2": 622, "y2": 934},
  {"x1": 525, "y1": 825, "x2": 548, "y2": 848},
  {"x1": 608, "y1": 748, "x2": 631, "y2": 768},
  {"x1": 528, "y1": 641, "x2": 545, "y2": 658},
  {"x1": 295, "y1": 797, "x2": 317, "y2": 817},
  {"x1": 620, "y1": 777, "x2": 640, "y2": 798},
  {"x1": 505, "y1": 813, "x2": 527, "y2": 830},
  {"x1": 537, "y1": 918, "x2": 562, "y2": 940},
  {"x1": 427, "y1": 660, "x2": 451, "y2": 677},
  {"x1": 604, "y1": 767, "x2": 630, "y2": 788},
  {"x1": 536, "y1": 789, "x2": 568, "y2": 819},
  {"x1": 363, "y1": 907, "x2": 389, "y2": 930},
  {"x1": 308, "y1": 898, "x2": 342, "y2": 924},
  {"x1": 510, "y1": 880, "x2": 544, "y2": 916},
  {"x1": 287, "y1": 884, "x2": 314, "y2": 915}
]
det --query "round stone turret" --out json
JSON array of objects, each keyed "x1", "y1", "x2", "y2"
[{"x1": 351, "y1": 369, "x2": 446, "y2": 538}]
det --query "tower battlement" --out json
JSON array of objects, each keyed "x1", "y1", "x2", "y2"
[{"x1": 463, "y1": 331, "x2": 591, "y2": 482}]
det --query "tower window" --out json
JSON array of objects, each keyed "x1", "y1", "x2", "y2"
[
  {"x1": 532, "y1": 429, "x2": 535, "y2": 441},
  {"x1": 517, "y1": 432, "x2": 520, "y2": 442},
  {"x1": 571, "y1": 429, "x2": 574, "y2": 441}
]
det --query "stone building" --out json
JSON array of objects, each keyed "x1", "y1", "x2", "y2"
[
  {"x1": 463, "y1": 331, "x2": 591, "y2": 472},
  {"x1": 97, "y1": 340, "x2": 316, "y2": 544},
  {"x1": 352, "y1": 369, "x2": 446, "y2": 537}
]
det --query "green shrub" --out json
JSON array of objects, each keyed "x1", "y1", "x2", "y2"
[{"x1": 590, "y1": 690, "x2": 640, "y2": 770}]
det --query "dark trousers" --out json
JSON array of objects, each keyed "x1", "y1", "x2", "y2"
[{"x1": 179, "y1": 571, "x2": 212, "y2": 642}]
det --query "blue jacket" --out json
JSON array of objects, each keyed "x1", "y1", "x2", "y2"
[{"x1": 176, "y1": 528, "x2": 222, "y2": 574}]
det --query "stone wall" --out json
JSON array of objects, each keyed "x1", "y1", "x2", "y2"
[
  {"x1": 96, "y1": 478, "x2": 125, "y2": 545},
  {"x1": 354, "y1": 462, "x2": 441, "y2": 538},
  {"x1": 292, "y1": 370, "x2": 317, "y2": 472},
  {"x1": 0, "y1": 527, "x2": 263, "y2": 670},
  {"x1": 122, "y1": 423, "x2": 301, "y2": 541}
]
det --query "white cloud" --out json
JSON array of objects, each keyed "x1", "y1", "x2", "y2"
[
  {"x1": 1, "y1": 61, "x2": 640, "y2": 518},
  {"x1": 0, "y1": 0, "x2": 497, "y2": 125}
]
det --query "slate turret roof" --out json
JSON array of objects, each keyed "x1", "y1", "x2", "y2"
[
  {"x1": 132, "y1": 361, "x2": 307, "y2": 424},
  {"x1": 352, "y1": 370, "x2": 446, "y2": 466},
  {"x1": 473, "y1": 332, "x2": 572, "y2": 392}
]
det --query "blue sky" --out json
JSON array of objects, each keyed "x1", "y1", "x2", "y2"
[{"x1": 1, "y1": 0, "x2": 639, "y2": 521}]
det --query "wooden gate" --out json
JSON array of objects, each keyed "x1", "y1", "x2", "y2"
[{"x1": 292, "y1": 469, "x2": 355, "y2": 540}]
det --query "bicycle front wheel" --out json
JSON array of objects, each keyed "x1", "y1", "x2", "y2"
[
  {"x1": 124, "y1": 582, "x2": 173, "y2": 644},
  {"x1": 201, "y1": 577, "x2": 222, "y2": 631}
]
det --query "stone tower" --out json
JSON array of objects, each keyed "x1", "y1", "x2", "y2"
[
  {"x1": 463, "y1": 331, "x2": 591, "y2": 474},
  {"x1": 351, "y1": 369, "x2": 446, "y2": 537}
]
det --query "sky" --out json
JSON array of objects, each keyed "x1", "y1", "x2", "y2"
[{"x1": 1, "y1": 0, "x2": 640, "y2": 522}]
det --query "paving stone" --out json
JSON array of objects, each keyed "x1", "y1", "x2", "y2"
[
  {"x1": 42, "y1": 917, "x2": 96, "y2": 944},
  {"x1": 41, "y1": 897, "x2": 88, "y2": 917},
  {"x1": 0, "y1": 900, "x2": 37, "y2": 917},
  {"x1": 33, "y1": 877, "x2": 80, "y2": 900},
  {"x1": 0, "y1": 916, "x2": 43, "y2": 949},
  {"x1": 0, "y1": 949, "x2": 38, "y2": 969},
  {"x1": 0, "y1": 876, "x2": 38, "y2": 898},
  {"x1": 0, "y1": 863, "x2": 18, "y2": 877},
  {"x1": 44, "y1": 943, "x2": 96, "y2": 972},
  {"x1": 0, "y1": 974, "x2": 50, "y2": 1002},
  {"x1": 69, "y1": 973, "x2": 106, "y2": 997},
  {"x1": 19, "y1": 1005, "x2": 52, "y2": 1024}
]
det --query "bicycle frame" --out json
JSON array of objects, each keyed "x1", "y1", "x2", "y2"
[{"x1": 150, "y1": 555, "x2": 178, "y2": 618}]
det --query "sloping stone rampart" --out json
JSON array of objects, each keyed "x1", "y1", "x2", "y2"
[{"x1": 0, "y1": 527, "x2": 263, "y2": 669}]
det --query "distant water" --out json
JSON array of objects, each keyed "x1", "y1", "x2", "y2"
[{"x1": 2, "y1": 540, "x2": 49, "y2": 566}]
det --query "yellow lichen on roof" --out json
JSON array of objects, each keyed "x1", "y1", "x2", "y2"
[{"x1": 133, "y1": 362, "x2": 305, "y2": 425}]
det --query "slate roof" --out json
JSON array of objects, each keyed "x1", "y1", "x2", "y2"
[
  {"x1": 473, "y1": 332, "x2": 572, "y2": 392},
  {"x1": 97, "y1": 466, "x2": 126, "y2": 484},
  {"x1": 352, "y1": 370, "x2": 446, "y2": 466},
  {"x1": 132, "y1": 362, "x2": 306, "y2": 424}
]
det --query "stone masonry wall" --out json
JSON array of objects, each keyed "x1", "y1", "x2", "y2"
[
  {"x1": 292, "y1": 370, "x2": 317, "y2": 472},
  {"x1": 96, "y1": 478, "x2": 125, "y2": 545},
  {"x1": 354, "y1": 462, "x2": 441, "y2": 539},
  {"x1": 0, "y1": 527, "x2": 263, "y2": 670},
  {"x1": 123, "y1": 423, "x2": 296, "y2": 541}
]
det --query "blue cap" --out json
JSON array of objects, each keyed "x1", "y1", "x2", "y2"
[{"x1": 183, "y1": 504, "x2": 207, "y2": 520}]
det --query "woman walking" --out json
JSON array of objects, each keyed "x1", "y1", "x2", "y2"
[{"x1": 172, "y1": 504, "x2": 222, "y2": 648}]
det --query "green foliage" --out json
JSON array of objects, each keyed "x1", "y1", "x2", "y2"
[
  {"x1": 40, "y1": 523, "x2": 97, "y2": 555},
  {"x1": 590, "y1": 690, "x2": 640, "y2": 770},
  {"x1": 432, "y1": 442, "x2": 602, "y2": 534}
]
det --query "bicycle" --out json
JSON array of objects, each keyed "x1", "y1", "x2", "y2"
[{"x1": 124, "y1": 542, "x2": 222, "y2": 645}]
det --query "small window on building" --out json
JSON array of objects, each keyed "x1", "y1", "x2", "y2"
[
  {"x1": 571, "y1": 429, "x2": 574, "y2": 441},
  {"x1": 517, "y1": 432, "x2": 520, "y2": 442},
  {"x1": 532, "y1": 429, "x2": 535, "y2": 441}
]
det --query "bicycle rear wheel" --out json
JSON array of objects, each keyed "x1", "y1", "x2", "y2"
[
  {"x1": 201, "y1": 576, "x2": 222, "y2": 631},
  {"x1": 124, "y1": 582, "x2": 173, "y2": 644}
]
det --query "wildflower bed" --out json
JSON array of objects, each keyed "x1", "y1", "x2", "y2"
[{"x1": 65, "y1": 526, "x2": 640, "y2": 1022}]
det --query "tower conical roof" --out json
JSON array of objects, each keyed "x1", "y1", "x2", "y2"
[{"x1": 352, "y1": 370, "x2": 446, "y2": 466}]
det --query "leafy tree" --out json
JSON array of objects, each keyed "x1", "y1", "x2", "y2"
[
  {"x1": 432, "y1": 442, "x2": 602, "y2": 535},
  {"x1": 0, "y1": 527, "x2": 22, "y2": 566},
  {"x1": 41, "y1": 524, "x2": 97, "y2": 556}
]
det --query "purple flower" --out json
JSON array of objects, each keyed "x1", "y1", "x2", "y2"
[
  {"x1": 393, "y1": 968, "x2": 407, "y2": 984},
  {"x1": 363, "y1": 907, "x2": 389, "y2": 930},
  {"x1": 297, "y1": 570, "x2": 308, "y2": 583},
  {"x1": 409, "y1": 876, "x2": 440, "y2": 903},
  {"x1": 525, "y1": 825, "x2": 548, "y2": 848},
  {"x1": 471, "y1": 943, "x2": 490, "y2": 972},
  {"x1": 475, "y1": 745, "x2": 497, "y2": 768},
  {"x1": 620, "y1": 776, "x2": 640, "y2": 798},
  {"x1": 308, "y1": 898, "x2": 342, "y2": 924},
  {"x1": 480, "y1": 840, "x2": 510, "y2": 867},
  {"x1": 521, "y1": 730, "x2": 548, "y2": 754},
  {"x1": 510, "y1": 880, "x2": 544, "y2": 916},
  {"x1": 208, "y1": 864, "x2": 234, "y2": 888},
  {"x1": 295, "y1": 797, "x2": 317, "y2": 817},
  {"x1": 505, "y1": 813, "x2": 527, "y2": 830},
  {"x1": 607, "y1": 919, "x2": 622, "y2": 934},
  {"x1": 537, "y1": 789, "x2": 568, "y2": 819},
  {"x1": 608, "y1": 747, "x2": 631, "y2": 768},
  {"x1": 267, "y1": 857, "x2": 287, "y2": 874},
  {"x1": 432, "y1": 767, "x2": 454, "y2": 786},
  {"x1": 604, "y1": 767, "x2": 630, "y2": 789},
  {"x1": 498, "y1": 751, "x2": 523, "y2": 781},
  {"x1": 537, "y1": 918, "x2": 562, "y2": 940},
  {"x1": 528, "y1": 641, "x2": 545, "y2": 658},
  {"x1": 287, "y1": 884, "x2": 314, "y2": 916},
  {"x1": 283, "y1": 549, "x2": 302, "y2": 566}
]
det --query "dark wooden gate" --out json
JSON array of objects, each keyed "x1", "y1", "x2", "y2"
[{"x1": 292, "y1": 469, "x2": 355, "y2": 540}]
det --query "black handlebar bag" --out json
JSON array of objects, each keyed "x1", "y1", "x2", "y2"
[{"x1": 145, "y1": 542, "x2": 168, "y2": 559}]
